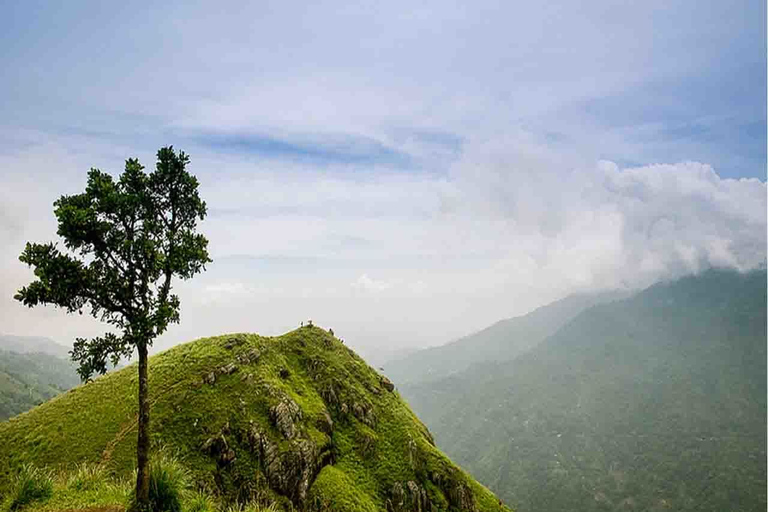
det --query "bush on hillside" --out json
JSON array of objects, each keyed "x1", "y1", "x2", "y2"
[
  {"x1": 5, "y1": 463, "x2": 53, "y2": 511},
  {"x1": 128, "y1": 453, "x2": 190, "y2": 512}
]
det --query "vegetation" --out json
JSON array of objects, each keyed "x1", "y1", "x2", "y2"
[
  {"x1": 384, "y1": 290, "x2": 628, "y2": 387},
  {"x1": 0, "y1": 327, "x2": 509, "y2": 511},
  {"x1": 14, "y1": 146, "x2": 211, "y2": 507},
  {"x1": 0, "y1": 350, "x2": 79, "y2": 421},
  {"x1": 0, "y1": 336, "x2": 69, "y2": 359},
  {"x1": 400, "y1": 269, "x2": 767, "y2": 511},
  {"x1": 4, "y1": 464, "x2": 53, "y2": 511}
]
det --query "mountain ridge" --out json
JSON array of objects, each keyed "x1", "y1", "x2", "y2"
[{"x1": 385, "y1": 289, "x2": 630, "y2": 387}]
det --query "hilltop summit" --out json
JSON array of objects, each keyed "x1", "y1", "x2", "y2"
[{"x1": 0, "y1": 326, "x2": 509, "y2": 512}]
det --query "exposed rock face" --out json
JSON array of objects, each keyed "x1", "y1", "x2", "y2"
[
  {"x1": 316, "y1": 411, "x2": 334, "y2": 435},
  {"x1": 270, "y1": 397, "x2": 303, "y2": 439},
  {"x1": 247, "y1": 423, "x2": 331, "y2": 505},
  {"x1": 387, "y1": 481, "x2": 431, "y2": 512}
]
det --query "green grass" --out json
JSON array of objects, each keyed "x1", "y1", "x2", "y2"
[
  {"x1": 3, "y1": 464, "x2": 53, "y2": 511},
  {"x1": 0, "y1": 327, "x2": 511, "y2": 511}
]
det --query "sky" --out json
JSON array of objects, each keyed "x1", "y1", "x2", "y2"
[{"x1": 0, "y1": 0, "x2": 765, "y2": 364}]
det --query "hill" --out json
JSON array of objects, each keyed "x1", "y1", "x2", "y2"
[
  {"x1": 0, "y1": 335, "x2": 70, "y2": 359},
  {"x1": 400, "y1": 269, "x2": 767, "y2": 511},
  {"x1": 0, "y1": 350, "x2": 80, "y2": 421},
  {"x1": 385, "y1": 290, "x2": 628, "y2": 387},
  {"x1": 0, "y1": 326, "x2": 510, "y2": 512}
]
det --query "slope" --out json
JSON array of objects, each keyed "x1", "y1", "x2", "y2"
[
  {"x1": 402, "y1": 269, "x2": 767, "y2": 512},
  {"x1": 0, "y1": 350, "x2": 80, "y2": 421},
  {"x1": 0, "y1": 335, "x2": 70, "y2": 359},
  {"x1": 0, "y1": 326, "x2": 510, "y2": 512},
  {"x1": 385, "y1": 291, "x2": 627, "y2": 387}
]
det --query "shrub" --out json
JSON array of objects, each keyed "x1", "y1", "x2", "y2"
[
  {"x1": 6, "y1": 464, "x2": 53, "y2": 511},
  {"x1": 128, "y1": 453, "x2": 191, "y2": 512}
]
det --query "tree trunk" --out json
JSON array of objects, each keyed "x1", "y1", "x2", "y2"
[{"x1": 135, "y1": 341, "x2": 150, "y2": 508}]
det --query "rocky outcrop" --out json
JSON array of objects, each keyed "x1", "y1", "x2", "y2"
[
  {"x1": 201, "y1": 422, "x2": 237, "y2": 466},
  {"x1": 270, "y1": 397, "x2": 303, "y2": 439},
  {"x1": 387, "y1": 481, "x2": 431, "y2": 512},
  {"x1": 247, "y1": 423, "x2": 332, "y2": 505},
  {"x1": 380, "y1": 375, "x2": 395, "y2": 392}
]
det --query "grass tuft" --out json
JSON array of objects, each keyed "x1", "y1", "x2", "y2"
[
  {"x1": 5, "y1": 463, "x2": 53, "y2": 511},
  {"x1": 128, "y1": 453, "x2": 190, "y2": 512},
  {"x1": 66, "y1": 462, "x2": 107, "y2": 492},
  {"x1": 183, "y1": 492, "x2": 216, "y2": 512}
]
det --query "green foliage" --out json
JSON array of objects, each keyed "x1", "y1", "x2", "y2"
[
  {"x1": 128, "y1": 452, "x2": 190, "y2": 512},
  {"x1": 309, "y1": 466, "x2": 377, "y2": 512},
  {"x1": 4, "y1": 464, "x2": 53, "y2": 511},
  {"x1": 402, "y1": 269, "x2": 767, "y2": 512}
]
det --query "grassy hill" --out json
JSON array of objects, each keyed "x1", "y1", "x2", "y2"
[
  {"x1": 0, "y1": 326, "x2": 510, "y2": 512},
  {"x1": 384, "y1": 290, "x2": 628, "y2": 387},
  {"x1": 0, "y1": 350, "x2": 80, "y2": 421},
  {"x1": 401, "y1": 269, "x2": 767, "y2": 512}
]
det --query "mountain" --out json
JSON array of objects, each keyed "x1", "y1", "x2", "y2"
[
  {"x1": 0, "y1": 327, "x2": 510, "y2": 512},
  {"x1": 385, "y1": 290, "x2": 628, "y2": 387},
  {"x1": 0, "y1": 334, "x2": 71, "y2": 359},
  {"x1": 0, "y1": 349, "x2": 80, "y2": 421},
  {"x1": 400, "y1": 269, "x2": 767, "y2": 512}
]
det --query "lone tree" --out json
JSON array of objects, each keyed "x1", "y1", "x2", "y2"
[{"x1": 15, "y1": 146, "x2": 211, "y2": 508}]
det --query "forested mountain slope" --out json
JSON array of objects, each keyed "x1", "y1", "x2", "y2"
[
  {"x1": 401, "y1": 269, "x2": 767, "y2": 512},
  {"x1": 385, "y1": 290, "x2": 627, "y2": 387},
  {"x1": 0, "y1": 349, "x2": 79, "y2": 421}
]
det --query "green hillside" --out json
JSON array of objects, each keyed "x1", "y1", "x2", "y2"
[
  {"x1": 0, "y1": 350, "x2": 80, "y2": 421},
  {"x1": 385, "y1": 291, "x2": 627, "y2": 387},
  {"x1": 0, "y1": 326, "x2": 510, "y2": 512},
  {"x1": 401, "y1": 269, "x2": 767, "y2": 512}
]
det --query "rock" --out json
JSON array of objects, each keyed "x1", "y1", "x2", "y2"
[
  {"x1": 352, "y1": 401, "x2": 376, "y2": 428},
  {"x1": 387, "y1": 481, "x2": 430, "y2": 512},
  {"x1": 246, "y1": 424, "x2": 329, "y2": 506},
  {"x1": 446, "y1": 480, "x2": 477, "y2": 512},
  {"x1": 220, "y1": 363, "x2": 238, "y2": 375},
  {"x1": 223, "y1": 334, "x2": 247, "y2": 349},
  {"x1": 270, "y1": 397, "x2": 303, "y2": 439},
  {"x1": 203, "y1": 371, "x2": 216, "y2": 385},
  {"x1": 201, "y1": 426, "x2": 236, "y2": 466},
  {"x1": 316, "y1": 411, "x2": 334, "y2": 435},
  {"x1": 380, "y1": 376, "x2": 395, "y2": 392},
  {"x1": 237, "y1": 348, "x2": 261, "y2": 365}
]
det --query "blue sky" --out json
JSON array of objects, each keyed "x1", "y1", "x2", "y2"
[{"x1": 0, "y1": 0, "x2": 765, "y2": 360}]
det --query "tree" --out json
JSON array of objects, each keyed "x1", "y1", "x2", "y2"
[{"x1": 14, "y1": 146, "x2": 211, "y2": 508}]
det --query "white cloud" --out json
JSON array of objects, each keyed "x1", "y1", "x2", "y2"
[{"x1": 352, "y1": 274, "x2": 395, "y2": 293}]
